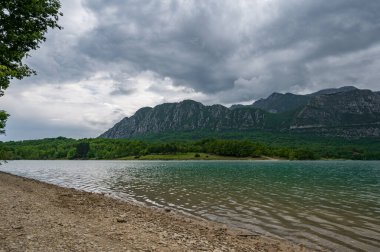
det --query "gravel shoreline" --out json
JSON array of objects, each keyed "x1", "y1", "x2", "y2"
[{"x1": 0, "y1": 172, "x2": 310, "y2": 251}]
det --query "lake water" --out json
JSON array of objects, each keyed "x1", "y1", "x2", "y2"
[{"x1": 1, "y1": 160, "x2": 379, "y2": 251}]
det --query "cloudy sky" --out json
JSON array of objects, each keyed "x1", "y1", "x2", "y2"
[{"x1": 1, "y1": 0, "x2": 380, "y2": 141}]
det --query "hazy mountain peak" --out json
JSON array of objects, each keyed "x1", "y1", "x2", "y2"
[
  {"x1": 251, "y1": 86, "x2": 361, "y2": 113},
  {"x1": 310, "y1": 86, "x2": 358, "y2": 96}
]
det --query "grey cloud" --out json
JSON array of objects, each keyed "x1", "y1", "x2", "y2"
[
  {"x1": 12, "y1": 0, "x2": 380, "y2": 101},
  {"x1": 75, "y1": 0, "x2": 380, "y2": 99},
  {"x1": 255, "y1": 1, "x2": 380, "y2": 52},
  {"x1": 110, "y1": 84, "x2": 136, "y2": 96},
  {"x1": 1, "y1": 117, "x2": 98, "y2": 141},
  {"x1": 78, "y1": 0, "x2": 244, "y2": 92}
]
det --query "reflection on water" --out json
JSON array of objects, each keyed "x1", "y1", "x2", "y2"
[{"x1": 1, "y1": 160, "x2": 379, "y2": 251}]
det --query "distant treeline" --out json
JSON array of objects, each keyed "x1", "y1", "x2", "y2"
[{"x1": 0, "y1": 135, "x2": 379, "y2": 160}]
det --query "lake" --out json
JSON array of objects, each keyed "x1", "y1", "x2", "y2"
[{"x1": 1, "y1": 160, "x2": 379, "y2": 251}]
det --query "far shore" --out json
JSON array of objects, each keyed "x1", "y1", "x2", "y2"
[
  {"x1": 119, "y1": 152, "x2": 284, "y2": 161},
  {"x1": 0, "y1": 171, "x2": 309, "y2": 251}
]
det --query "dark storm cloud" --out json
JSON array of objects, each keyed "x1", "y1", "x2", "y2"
[
  {"x1": 18, "y1": 0, "x2": 380, "y2": 98},
  {"x1": 269, "y1": 1, "x2": 380, "y2": 61},
  {"x1": 255, "y1": 1, "x2": 380, "y2": 51},
  {"x1": 78, "y1": 0, "x2": 238, "y2": 92},
  {"x1": 68, "y1": 0, "x2": 380, "y2": 99}
]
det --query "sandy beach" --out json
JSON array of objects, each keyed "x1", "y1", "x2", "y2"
[{"x1": 0, "y1": 171, "x2": 309, "y2": 251}]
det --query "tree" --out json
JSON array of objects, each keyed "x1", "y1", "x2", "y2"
[
  {"x1": 75, "y1": 142, "x2": 90, "y2": 159},
  {"x1": 0, "y1": 0, "x2": 62, "y2": 132}
]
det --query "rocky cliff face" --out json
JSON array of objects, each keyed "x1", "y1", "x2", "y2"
[
  {"x1": 99, "y1": 100, "x2": 268, "y2": 138},
  {"x1": 100, "y1": 87, "x2": 380, "y2": 139},
  {"x1": 292, "y1": 90, "x2": 380, "y2": 127},
  {"x1": 289, "y1": 89, "x2": 380, "y2": 137}
]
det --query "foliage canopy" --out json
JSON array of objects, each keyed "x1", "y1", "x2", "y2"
[
  {"x1": 1, "y1": 135, "x2": 379, "y2": 160},
  {"x1": 0, "y1": 0, "x2": 62, "y2": 131}
]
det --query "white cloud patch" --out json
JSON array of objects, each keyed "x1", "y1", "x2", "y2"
[{"x1": 0, "y1": 71, "x2": 206, "y2": 140}]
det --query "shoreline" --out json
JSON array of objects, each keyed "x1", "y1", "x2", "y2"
[
  {"x1": 118, "y1": 153, "x2": 284, "y2": 161},
  {"x1": 0, "y1": 171, "x2": 309, "y2": 251}
]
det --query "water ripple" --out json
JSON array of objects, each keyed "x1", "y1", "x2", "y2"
[{"x1": 1, "y1": 160, "x2": 379, "y2": 251}]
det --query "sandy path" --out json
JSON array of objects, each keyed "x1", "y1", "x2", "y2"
[{"x1": 0, "y1": 172, "x2": 310, "y2": 251}]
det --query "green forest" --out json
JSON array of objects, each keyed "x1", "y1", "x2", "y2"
[{"x1": 1, "y1": 132, "x2": 379, "y2": 160}]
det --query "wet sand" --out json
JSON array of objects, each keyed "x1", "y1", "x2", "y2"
[{"x1": 0, "y1": 172, "x2": 310, "y2": 251}]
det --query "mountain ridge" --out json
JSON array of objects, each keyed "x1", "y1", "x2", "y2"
[{"x1": 100, "y1": 87, "x2": 380, "y2": 139}]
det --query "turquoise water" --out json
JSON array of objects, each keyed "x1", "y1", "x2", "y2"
[{"x1": 1, "y1": 160, "x2": 379, "y2": 251}]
